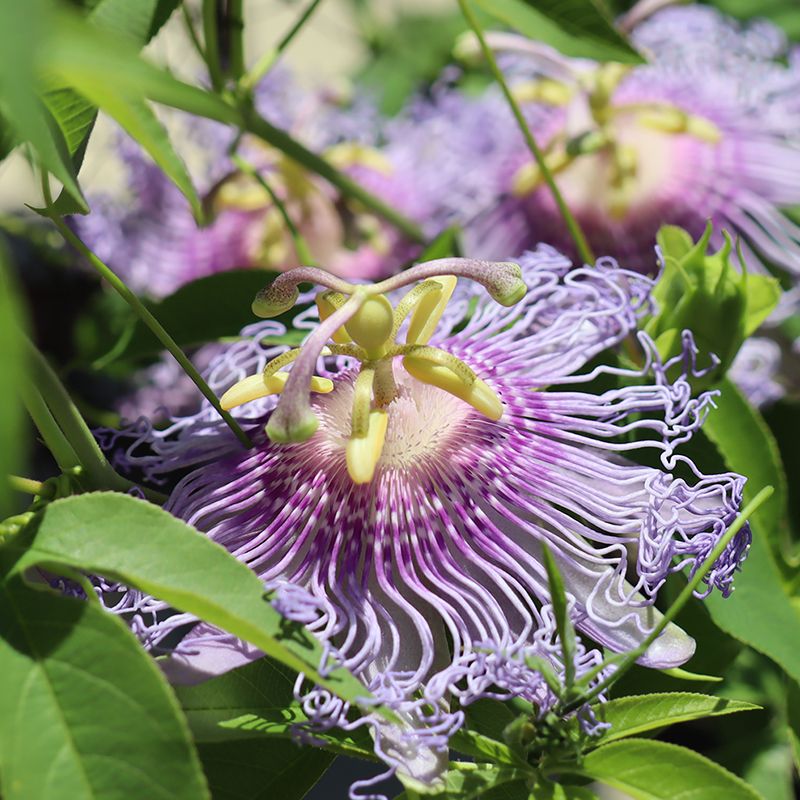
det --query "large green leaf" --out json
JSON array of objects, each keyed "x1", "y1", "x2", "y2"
[
  {"x1": 196, "y1": 738, "x2": 334, "y2": 800},
  {"x1": 471, "y1": 0, "x2": 643, "y2": 64},
  {"x1": 0, "y1": 0, "x2": 86, "y2": 208},
  {"x1": 177, "y1": 657, "x2": 376, "y2": 759},
  {"x1": 578, "y1": 739, "x2": 764, "y2": 800},
  {"x1": 4, "y1": 492, "x2": 369, "y2": 705},
  {"x1": 588, "y1": 692, "x2": 760, "y2": 745},
  {"x1": 399, "y1": 765, "x2": 531, "y2": 800},
  {"x1": 702, "y1": 378, "x2": 788, "y2": 556},
  {"x1": 0, "y1": 575, "x2": 209, "y2": 800},
  {"x1": 0, "y1": 246, "x2": 27, "y2": 519},
  {"x1": 42, "y1": 0, "x2": 182, "y2": 211},
  {"x1": 699, "y1": 378, "x2": 800, "y2": 682}
]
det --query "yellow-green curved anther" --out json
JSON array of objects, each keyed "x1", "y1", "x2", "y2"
[
  {"x1": 221, "y1": 372, "x2": 333, "y2": 410},
  {"x1": 316, "y1": 291, "x2": 353, "y2": 344},
  {"x1": 512, "y1": 78, "x2": 575, "y2": 106},
  {"x1": 406, "y1": 276, "x2": 457, "y2": 345},
  {"x1": 403, "y1": 355, "x2": 503, "y2": 421}
]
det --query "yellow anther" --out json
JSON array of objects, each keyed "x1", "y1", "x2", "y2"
[
  {"x1": 406, "y1": 276, "x2": 457, "y2": 345},
  {"x1": 346, "y1": 409, "x2": 388, "y2": 484},
  {"x1": 512, "y1": 78, "x2": 575, "y2": 106},
  {"x1": 512, "y1": 162, "x2": 542, "y2": 196},
  {"x1": 686, "y1": 115, "x2": 722, "y2": 143},
  {"x1": 325, "y1": 143, "x2": 394, "y2": 175},
  {"x1": 210, "y1": 173, "x2": 272, "y2": 212},
  {"x1": 344, "y1": 293, "x2": 394, "y2": 358},
  {"x1": 403, "y1": 355, "x2": 503, "y2": 421},
  {"x1": 220, "y1": 372, "x2": 333, "y2": 410},
  {"x1": 316, "y1": 291, "x2": 353, "y2": 344},
  {"x1": 638, "y1": 106, "x2": 687, "y2": 134}
]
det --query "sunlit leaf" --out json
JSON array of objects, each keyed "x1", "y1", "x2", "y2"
[
  {"x1": 578, "y1": 739, "x2": 764, "y2": 799},
  {"x1": 0, "y1": 574, "x2": 209, "y2": 800},
  {"x1": 587, "y1": 692, "x2": 760, "y2": 745}
]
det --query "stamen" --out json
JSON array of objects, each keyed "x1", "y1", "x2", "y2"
[
  {"x1": 512, "y1": 150, "x2": 572, "y2": 196},
  {"x1": 400, "y1": 345, "x2": 504, "y2": 421},
  {"x1": 267, "y1": 291, "x2": 365, "y2": 443},
  {"x1": 512, "y1": 78, "x2": 575, "y2": 106},
  {"x1": 406, "y1": 276, "x2": 457, "y2": 345},
  {"x1": 346, "y1": 409, "x2": 388, "y2": 484},
  {"x1": 220, "y1": 372, "x2": 333, "y2": 410},
  {"x1": 316, "y1": 291, "x2": 353, "y2": 344}
]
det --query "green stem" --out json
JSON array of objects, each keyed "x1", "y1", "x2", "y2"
[
  {"x1": 227, "y1": 0, "x2": 245, "y2": 80},
  {"x1": 181, "y1": 4, "x2": 206, "y2": 61},
  {"x1": 231, "y1": 152, "x2": 316, "y2": 264},
  {"x1": 202, "y1": 0, "x2": 224, "y2": 91},
  {"x1": 457, "y1": 0, "x2": 595, "y2": 265},
  {"x1": 240, "y1": 0, "x2": 324, "y2": 90},
  {"x1": 8, "y1": 476, "x2": 45, "y2": 496},
  {"x1": 20, "y1": 378, "x2": 81, "y2": 473},
  {"x1": 25, "y1": 340, "x2": 123, "y2": 490},
  {"x1": 561, "y1": 485, "x2": 774, "y2": 714},
  {"x1": 45, "y1": 216, "x2": 252, "y2": 450}
]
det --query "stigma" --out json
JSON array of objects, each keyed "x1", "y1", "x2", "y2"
[{"x1": 220, "y1": 258, "x2": 525, "y2": 484}]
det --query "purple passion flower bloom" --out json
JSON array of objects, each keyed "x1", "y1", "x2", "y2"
[
  {"x1": 105, "y1": 249, "x2": 749, "y2": 791},
  {"x1": 449, "y1": 6, "x2": 800, "y2": 277},
  {"x1": 72, "y1": 71, "x2": 425, "y2": 298}
]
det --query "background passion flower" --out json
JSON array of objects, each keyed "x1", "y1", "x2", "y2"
[
  {"x1": 98, "y1": 249, "x2": 750, "y2": 790},
  {"x1": 70, "y1": 69, "x2": 427, "y2": 299},
  {"x1": 429, "y1": 6, "x2": 800, "y2": 279}
]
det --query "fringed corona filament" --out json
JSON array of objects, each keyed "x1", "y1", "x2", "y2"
[{"x1": 223, "y1": 258, "x2": 526, "y2": 483}]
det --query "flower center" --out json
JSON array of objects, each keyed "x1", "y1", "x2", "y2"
[
  {"x1": 315, "y1": 369, "x2": 472, "y2": 473},
  {"x1": 219, "y1": 258, "x2": 526, "y2": 484}
]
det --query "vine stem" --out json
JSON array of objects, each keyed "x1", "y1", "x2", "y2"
[
  {"x1": 42, "y1": 211, "x2": 252, "y2": 450},
  {"x1": 457, "y1": 0, "x2": 595, "y2": 265},
  {"x1": 202, "y1": 0, "x2": 224, "y2": 91},
  {"x1": 227, "y1": 0, "x2": 245, "y2": 80},
  {"x1": 560, "y1": 485, "x2": 774, "y2": 714},
  {"x1": 8, "y1": 476, "x2": 45, "y2": 496}
]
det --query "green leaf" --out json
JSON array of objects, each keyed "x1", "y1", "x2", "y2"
[
  {"x1": 0, "y1": 575, "x2": 209, "y2": 800},
  {"x1": 117, "y1": 270, "x2": 299, "y2": 362},
  {"x1": 471, "y1": 0, "x2": 643, "y2": 64},
  {"x1": 787, "y1": 680, "x2": 800, "y2": 773},
  {"x1": 0, "y1": 246, "x2": 27, "y2": 518},
  {"x1": 400, "y1": 764, "x2": 531, "y2": 800},
  {"x1": 588, "y1": 692, "x2": 760, "y2": 745},
  {"x1": 4, "y1": 492, "x2": 369, "y2": 705},
  {"x1": 703, "y1": 378, "x2": 788, "y2": 559},
  {"x1": 42, "y1": 0, "x2": 182, "y2": 211},
  {"x1": 418, "y1": 226, "x2": 463, "y2": 261},
  {"x1": 196, "y1": 738, "x2": 334, "y2": 800},
  {"x1": 541, "y1": 543, "x2": 577, "y2": 689},
  {"x1": 578, "y1": 739, "x2": 764, "y2": 800},
  {"x1": 700, "y1": 378, "x2": 800, "y2": 683},
  {"x1": 0, "y1": 0, "x2": 87, "y2": 209},
  {"x1": 177, "y1": 658, "x2": 376, "y2": 760},
  {"x1": 62, "y1": 83, "x2": 202, "y2": 221}
]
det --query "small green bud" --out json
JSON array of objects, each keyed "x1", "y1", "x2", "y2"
[{"x1": 646, "y1": 222, "x2": 780, "y2": 388}]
